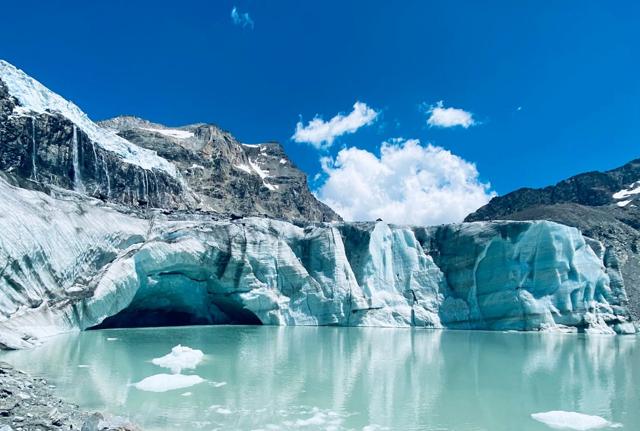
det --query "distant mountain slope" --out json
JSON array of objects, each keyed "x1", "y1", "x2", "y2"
[
  {"x1": 0, "y1": 60, "x2": 339, "y2": 223},
  {"x1": 99, "y1": 116, "x2": 339, "y2": 222},
  {"x1": 466, "y1": 158, "x2": 640, "y2": 319}
]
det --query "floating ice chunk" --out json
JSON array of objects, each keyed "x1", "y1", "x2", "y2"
[
  {"x1": 211, "y1": 381, "x2": 227, "y2": 387},
  {"x1": 282, "y1": 408, "x2": 344, "y2": 428},
  {"x1": 106, "y1": 337, "x2": 118, "y2": 341},
  {"x1": 617, "y1": 200, "x2": 631, "y2": 207},
  {"x1": 209, "y1": 405, "x2": 232, "y2": 415},
  {"x1": 181, "y1": 392, "x2": 192, "y2": 397},
  {"x1": 133, "y1": 373, "x2": 204, "y2": 392},
  {"x1": 531, "y1": 411, "x2": 621, "y2": 430},
  {"x1": 77, "y1": 364, "x2": 90, "y2": 368},
  {"x1": 151, "y1": 345, "x2": 204, "y2": 374}
]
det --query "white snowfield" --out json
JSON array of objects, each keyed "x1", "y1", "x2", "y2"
[
  {"x1": 0, "y1": 60, "x2": 177, "y2": 177},
  {"x1": 0, "y1": 175, "x2": 634, "y2": 350}
]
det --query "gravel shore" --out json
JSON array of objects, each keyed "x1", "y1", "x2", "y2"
[{"x1": 0, "y1": 362, "x2": 138, "y2": 431}]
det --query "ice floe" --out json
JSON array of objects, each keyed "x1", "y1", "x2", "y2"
[
  {"x1": 133, "y1": 373, "x2": 204, "y2": 392},
  {"x1": 151, "y1": 345, "x2": 204, "y2": 374},
  {"x1": 531, "y1": 411, "x2": 621, "y2": 430}
]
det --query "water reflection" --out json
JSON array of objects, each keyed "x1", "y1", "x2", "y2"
[{"x1": 2, "y1": 327, "x2": 638, "y2": 430}]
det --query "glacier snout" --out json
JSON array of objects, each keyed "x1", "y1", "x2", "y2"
[
  {"x1": 0, "y1": 182, "x2": 634, "y2": 349},
  {"x1": 84, "y1": 219, "x2": 633, "y2": 334}
]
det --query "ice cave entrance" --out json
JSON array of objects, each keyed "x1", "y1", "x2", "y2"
[{"x1": 91, "y1": 271, "x2": 262, "y2": 329}]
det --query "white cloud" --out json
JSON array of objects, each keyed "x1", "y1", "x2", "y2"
[
  {"x1": 426, "y1": 101, "x2": 476, "y2": 128},
  {"x1": 292, "y1": 102, "x2": 379, "y2": 149},
  {"x1": 316, "y1": 138, "x2": 495, "y2": 225},
  {"x1": 231, "y1": 6, "x2": 254, "y2": 29}
]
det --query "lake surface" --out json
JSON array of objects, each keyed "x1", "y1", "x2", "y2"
[{"x1": 1, "y1": 326, "x2": 638, "y2": 430}]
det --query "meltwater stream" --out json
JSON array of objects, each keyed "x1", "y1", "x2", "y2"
[{"x1": 1, "y1": 327, "x2": 638, "y2": 431}]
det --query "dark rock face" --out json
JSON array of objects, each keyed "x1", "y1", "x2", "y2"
[
  {"x1": 0, "y1": 76, "x2": 340, "y2": 223},
  {"x1": 99, "y1": 116, "x2": 340, "y2": 222},
  {"x1": 466, "y1": 159, "x2": 640, "y2": 319},
  {"x1": 0, "y1": 81, "x2": 188, "y2": 209}
]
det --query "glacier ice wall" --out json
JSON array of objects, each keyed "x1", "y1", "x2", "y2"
[{"x1": 0, "y1": 177, "x2": 634, "y2": 349}]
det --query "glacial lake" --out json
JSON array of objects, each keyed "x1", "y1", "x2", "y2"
[{"x1": 1, "y1": 326, "x2": 638, "y2": 430}]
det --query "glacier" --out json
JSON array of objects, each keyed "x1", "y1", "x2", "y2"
[{"x1": 0, "y1": 175, "x2": 634, "y2": 349}]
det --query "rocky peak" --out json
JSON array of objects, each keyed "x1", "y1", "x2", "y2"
[
  {"x1": 99, "y1": 115, "x2": 340, "y2": 222},
  {"x1": 466, "y1": 158, "x2": 640, "y2": 222},
  {"x1": 0, "y1": 60, "x2": 340, "y2": 223}
]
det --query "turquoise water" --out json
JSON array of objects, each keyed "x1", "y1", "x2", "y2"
[{"x1": 1, "y1": 326, "x2": 638, "y2": 430}]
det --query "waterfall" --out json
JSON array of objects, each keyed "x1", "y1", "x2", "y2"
[
  {"x1": 31, "y1": 120, "x2": 37, "y2": 180},
  {"x1": 143, "y1": 169, "x2": 149, "y2": 206},
  {"x1": 72, "y1": 125, "x2": 84, "y2": 192},
  {"x1": 151, "y1": 170, "x2": 161, "y2": 206},
  {"x1": 91, "y1": 140, "x2": 98, "y2": 172},
  {"x1": 101, "y1": 154, "x2": 111, "y2": 197}
]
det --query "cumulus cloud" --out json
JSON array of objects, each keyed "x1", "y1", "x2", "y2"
[
  {"x1": 292, "y1": 102, "x2": 379, "y2": 149},
  {"x1": 316, "y1": 138, "x2": 495, "y2": 225},
  {"x1": 231, "y1": 6, "x2": 254, "y2": 29},
  {"x1": 426, "y1": 101, "x2": 476, "y2": 128}
]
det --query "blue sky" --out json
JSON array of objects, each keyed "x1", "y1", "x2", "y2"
[{"x1": 1, "y1": 1, "x2": 638, "y2": 223}]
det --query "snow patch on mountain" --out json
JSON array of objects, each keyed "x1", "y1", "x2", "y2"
[
  {"x1": 141, "y1": 127, "x2": 195, "y2": 140},
  {"x1": 0, "y1": 60, "x2": 177, "y2": 177},
  {"x1": 613, "y1": 181, "x2": 640, "y2": 200},
  {"x1": 235, "y1": 158, "x2": 278, "y2": 190},
  {"x1": 248, "y1": 158, "x2": 269, "y2": 179}
]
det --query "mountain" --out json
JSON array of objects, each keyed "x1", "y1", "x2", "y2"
[
  {"x1": 0, "y1": 60, "x2": 635, "y2": 349},
  {"x1": 0, "y1": 60, "x2": 339, "y2": 223},
  {"x1": 466, "y1": 158, "x2": 640, "y2": 319}
]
